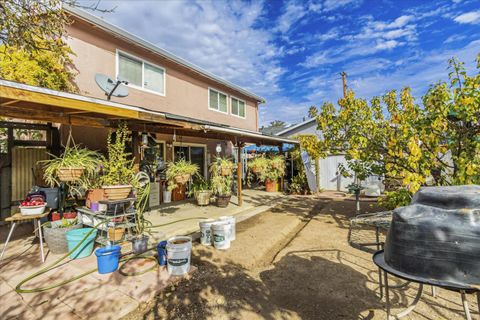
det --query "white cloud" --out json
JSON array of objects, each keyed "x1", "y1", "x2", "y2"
[
  {"x1": 375, "y1": 39, "x2": 401, "y2": 50},
  {"x1": 454, "y1": 11, "x2": 480, "y2": 24},
  {"x1": 302, "y1": 15, "x2": 417, "y2": 68},
  {"x1": 276, "y1": 1, "x2": 309, "y2": 34},
  {"x1": 323, "y1": 0, "x2": 362, "y2": 12},
  {"x1": 444, "y1": 34, "x2": 467, "y2": 43},
  {"x1": 91, "y1": 1, "x2": 283, "y2": 97}
]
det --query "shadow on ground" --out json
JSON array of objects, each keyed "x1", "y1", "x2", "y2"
[{"x1": 136, "y1": 247, "x2": 382, "y2": 320}]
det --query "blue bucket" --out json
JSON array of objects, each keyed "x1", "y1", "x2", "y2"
[
  {"x1": 95, "y1": 245, "x2": 121, "y2": 274},
  {"x1": 66, "y1": 228, "x2": 97, "y2": 259},
  {"x1": 157, "y1": 240, "x2": 167, "y2": 266}
]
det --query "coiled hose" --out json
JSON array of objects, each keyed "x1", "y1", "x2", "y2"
[{"x1": 15, "y1": 217, "x2": 207, "y2": 293}]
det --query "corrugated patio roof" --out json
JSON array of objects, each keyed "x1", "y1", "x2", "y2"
[{"x1": 0, "y1": 79, "x2": 297, "y2": 145}]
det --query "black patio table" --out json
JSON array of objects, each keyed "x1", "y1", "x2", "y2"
[{"x1": 374, "y1": 250, "x2": 480, "y2": 320}]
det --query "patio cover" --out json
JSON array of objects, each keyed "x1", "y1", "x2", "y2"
[{"x1": 0, "y1": 79, "x2": 298, "y2": 146}]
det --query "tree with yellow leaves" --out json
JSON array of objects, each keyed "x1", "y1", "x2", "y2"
[{"x1": 309, "y1": 54, "x2": 479, "y2": 196}]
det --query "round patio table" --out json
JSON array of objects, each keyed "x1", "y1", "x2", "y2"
[{"x1": 373, "y1": 250, "x2": 480, "y2": 320}]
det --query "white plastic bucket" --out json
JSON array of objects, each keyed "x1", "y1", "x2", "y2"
[
  {"x1": 212, "y1": 222, "x2": 231, "y2": 250},
  {"x1": 199, "y1": 219, "x2": 216, "y2": 246},
  {"x1": 163, "y1": 191, "x2": 172, "y2": 203},
  {"x1": 219, "y1": 216, "x2": 236, "y2": 241},
  {"x1": 166, "y1": 236, "x2": 192, "y2": 276}
]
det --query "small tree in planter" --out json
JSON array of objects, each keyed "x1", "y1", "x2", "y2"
[
  {"x1": 188, "y1": 175, "x2": 212, "y2": 206},
  {"x1": 100, "y1": 123, "x2": 137, "y2": 200},
  {"x1": 165, "y1": 159, "x2": 199, "y2": 200},
  {"x1": 209, "y1": 158, "x2": 234, "y2": 207}
]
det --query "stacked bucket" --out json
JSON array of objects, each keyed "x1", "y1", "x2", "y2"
[{"x1": 199, "y1": 216, "x2": 236, "y2": 250}]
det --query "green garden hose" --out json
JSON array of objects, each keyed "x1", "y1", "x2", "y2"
[{"x1": 15, "y1": 216, "x2": 208, "y2": 293}]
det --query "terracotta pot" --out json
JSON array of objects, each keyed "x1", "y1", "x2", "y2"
[
  {"x1": 265, "y1": 179, "x2": 278, "y2": 192},
  {"x1": 86, "y1": 188, "x2": 105, "y2": 208},
  {"x1": 57, "y1": 167, "x2": 84, "y2": 182},
  {"x1": 174, "y1": 174, "x2": 190, "y2": 185},
  {"x1": 195, "y1": 190, "x2": 212, "y2": 206},
  {"x1": 108, "y1": 228, "x2": 125, "y2": 241},
  {"x1": 216, "y1": 195, "x2": 231, "y2": 208},
  {"x1": 102, "y1": 185, "x2": 132, "y2": 200}
]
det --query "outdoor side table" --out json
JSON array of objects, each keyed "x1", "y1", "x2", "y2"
[
  {"x1": 0, "y1": 211, "x2": 50, "y2": 264},
  {"x1": 374, "y1": 250, "x2": 479, "y2": 320}
]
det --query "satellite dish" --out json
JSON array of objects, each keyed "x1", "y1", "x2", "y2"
[{"x1": 95, "y1": 73, "x2": 129, "y2": 100}]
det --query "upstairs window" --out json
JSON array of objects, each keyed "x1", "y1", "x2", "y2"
[
  {"x1": 117, "y1": 51, "x2": 165, "y2": 95},
  {"x1": 231, "y1": 97, "x2": 246, "y2": 118},
  {"x1": 209, "y1": 88, "x2": 228, "y2": 113}
]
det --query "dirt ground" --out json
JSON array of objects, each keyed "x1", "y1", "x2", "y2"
[{"x1": 124, "y1": 193, "x2": 478, "y2": 320}]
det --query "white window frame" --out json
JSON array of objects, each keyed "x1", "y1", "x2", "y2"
[
  {"x1": 172, "y1": 142, "x2": 208, "y2": 177},
  {"x1": 230, "y1": 96, "x2": 246, "y2": 119},
  {"x1": 208, "y1": 87, "x2": 229, "y2": 114},
  {"x1": 116, "y1": 49, "x2": 166, "y2": 97}
]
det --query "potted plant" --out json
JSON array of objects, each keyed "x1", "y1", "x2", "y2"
[
  {"x1": 211, "y1": 175, "x2": 233, "y2": 207},
  {"x1": 165, "y1": 159, "x2": 199, "y2": 193},
  {"x1": 100, "y1": 123, "x2": 136, "y2": 200},
  {"x1": 248, "y1": 155, "x2": 285, "y2": 192},
  {"x1": 217, "y1": 157, "x2": 235, "y2": 176},
  {"x1": 130, "y1": 172, "x2": 152, "y2": 253},
  {"x1": 209, "y1": 158, "x2": 234, "y2": 207},
  {"x1": 188, "y1": 175, "x2": 212, "y2": 206},
  {"x1": 43, "y1": 218, "x2": 82, "y2": 254},
  {"x1": 248, "y1": 156, "x2": 268, "y2": 175},
  {"x1": 41, "y1": 143, "x2": 100, "y2": 186}
]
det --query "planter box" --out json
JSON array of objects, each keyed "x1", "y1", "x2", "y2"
[
  {"x1": 102, "y1": 185, "x2": 132, "y2": 200},
  {"x1": 57, "y1": 167, "x2": 84, "y2": 182}
]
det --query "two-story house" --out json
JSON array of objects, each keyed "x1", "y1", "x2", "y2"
[
  {"x1": 63, "y1": 6, "x2": 267, "y2": 177},
  {"x1": 0, "y1": 6, "x2": 296, "y2": 215}
]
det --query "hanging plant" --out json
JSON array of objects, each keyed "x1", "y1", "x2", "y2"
[
  {"x1": 165, "y1": 159, "x2": 199, "y2": 191},
  {"x1": 41, "y1": 132, "x2": 100, "y2": 187}
]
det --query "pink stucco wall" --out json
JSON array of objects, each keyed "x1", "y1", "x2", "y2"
[{"x1": 65, "y1": 18, "x2": 260, "y2": 132}]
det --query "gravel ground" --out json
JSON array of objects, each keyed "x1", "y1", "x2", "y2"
[{"x1": 124, "y1": 193, "x2": 477, "y2": 320}]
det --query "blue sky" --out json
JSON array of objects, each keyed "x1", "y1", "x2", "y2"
[{"x1": 85, "y1": 0, "x2": 480, "y2": 126}]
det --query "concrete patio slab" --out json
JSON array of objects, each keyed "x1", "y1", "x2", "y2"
[{"x1": 0, "y1": 189, "x2": 282, "y2": 319}]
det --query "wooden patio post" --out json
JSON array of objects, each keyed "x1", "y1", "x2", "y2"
[{"x1": 237, "y1": 143, "x2": 243, "y2": 206}]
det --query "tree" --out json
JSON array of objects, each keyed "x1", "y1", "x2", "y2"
[
  {"x1": 310, "y1": 54, "x2": 480, "y2": 194},
  {"x1": 296, "y1": 134, "x2": 326, "y2": 193},
  {"x1": 269, "y1": 120, "x2": 286, "y2": 128},
  {"x1": 0, "y1": 1, "x2": 115, "y2": 92},
  {"x1": 0, "y1": 44, "x2": 78, "y2": 92},
  {"x1": 0, "y1": 0, "x2": 112, "y2": 55}
]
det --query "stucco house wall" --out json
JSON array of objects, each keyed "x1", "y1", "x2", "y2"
[{"x1": 65, "y1": 17, "x2": 260, "y2": 132}]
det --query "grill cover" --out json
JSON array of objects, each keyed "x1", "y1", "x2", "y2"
[{"x1": 384, "y1": 185, "x2": 480, "y2": 286}]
